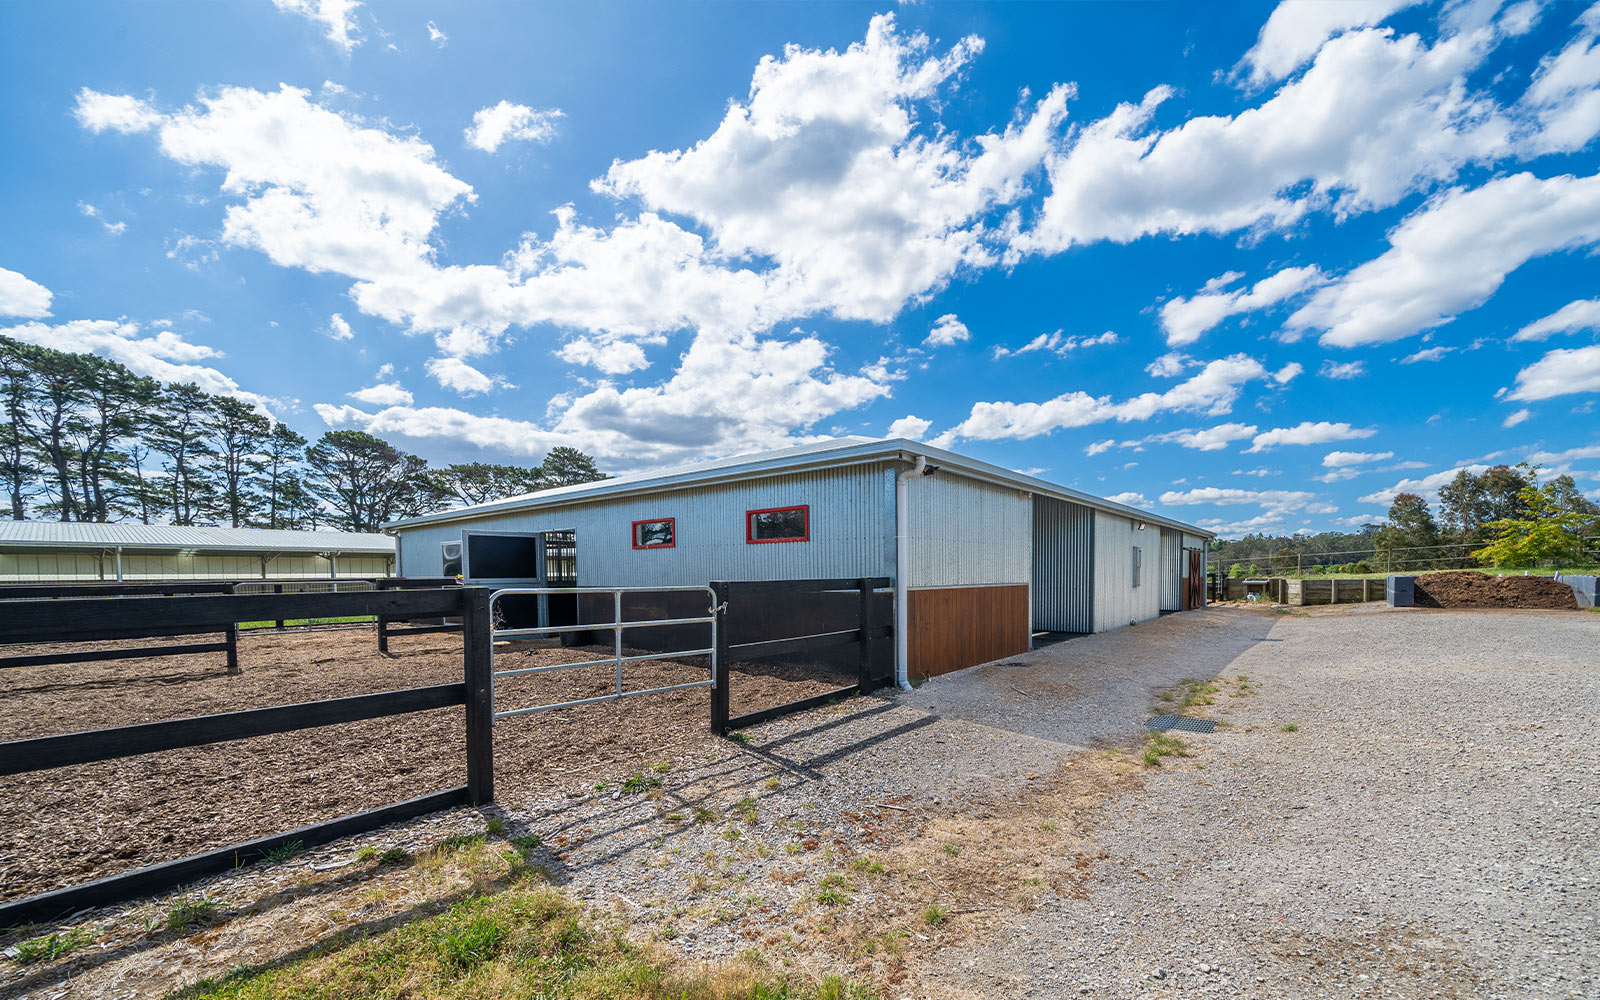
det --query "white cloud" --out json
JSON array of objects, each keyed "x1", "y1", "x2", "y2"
[
  {"x1": 425, "y1": 356, "x2": 513, "y2": 395},
  {"x1": 887, "y1": 415, "x2": 931, "y2": 439},
  {"x1": 991, "y1": 329, "x2": 1117, "y2": 359},
  {"x1": 1400, "y1": 345, "x2": 1453, "y2": 363},
  {"x1": 348, "y1": 381, "x2": 413, "y2": 406},
  {"x1": 1332, "y1": 513, "x2": 1386, "y2": 527},
  {"x1": 77, "y1": 201, "x2": 126, "y2": 236},
  {"x1": 1111, "y1": 422, "x2": 1260, "y2": 453},
  {"x1": 1513, "y1": 297, "x2": 1600, "y2": 341},
  {"x1": 1359, "y1": 463, "x2": 1491, "y2": 504},
  {"x1": 1014, "y1": 19, "x2": 1515, "y2": 256},
  {"x1": 1289, "y1": 170, "x2": 1600, "y2": 347},
  {"x1": 1085, "y1": 439, "x2": 1116, "y2": 456},
  {"x1": 1159, "y1": 264, "x2": 1324, "y2": 346},
  {"x1": 0, "y1": 318, "x2": 272, "y2": 408},
  {"x1": 1508, "y1": 344, "x2": 1600, "y2": 400},
  {"x1": 1518, "y1": 3, "x2": 1600, "y2": 155},
  {"x1": 924, "y1": 314, "x2": 969, "y2": 347},
  {"x1": 555, "y1": 337, "x2": 652, "y2": 375},
  {"x1": 1323, "y1": 450, "x2": 1394, "y2": 467},
  {"x1": 1237, "y1": 0, "x2": 1420, "y2": 85},
  {"x1": 271, "y1": 0, "x2": 363, "y2": 53},
  {"x1": 1246, "y1": 421, "x2": 1376, "y2": 452},
  {"x1": 0, "y1": 267, "x2": 52, "y2": 318},
  {"x1": 1145, "y1": 352, "x2": 1195, "y2": 377},
  {"x1": 938, "y1": 354, "x2": 1278, "y2": 443},
  {"x1": 464, "y1": 101, "x2": 563, "y2": 153},
  {"x1": 327, "y1": 312, "x2": 353, "y2": 340},
  {"x1": 1319, "y1": 359, "x2": 1367, "y2": 379},
  {"x1": 72, "y1": 88, "x2": 162, "y2": 134},
  {"x1": 1502, "y1": 407, "x2": 1533, "y2": 427},
  {"x1": 596, "y1": 14, "x2": 1072, "y2": 325},
  {"x1": 1528, "y1": 440, "x2": 1600, "y2": 465},
  {"x1": 426, "y1": 20, "x2": 448, "y2": 47},
  {"x1": 1160, "y1": 486, "x2": 1314, "y2": 507},
  {"x1": 1104, "y1": 491, "x2": 1151, "y2": 508}
]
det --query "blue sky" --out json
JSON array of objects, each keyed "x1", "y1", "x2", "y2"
[{"x1": 3, "y1": 0, "x2": 1599, "y2": 537}]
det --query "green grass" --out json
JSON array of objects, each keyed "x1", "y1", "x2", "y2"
[
  {"x1": 1142, "y1": 732, "x2": 1189, "y2": 768},
  {"x1": 376, "y1": 848, "x2": 412, "y2": 866},
  {"x1": 166, "y1": 895, "x2": 222, "y2": 932},
  {"x1": 235, "y1": 616, "x2": 376, "y2": 630},
  {"x1": 261, "y1": 840, "x2": 303, "y2": 865},
  {"x1": 9, "y1": 926, "x2": 94, "y2": 964},
  {"x1": 1281, "y1": 723, "x2": 1300, "y2": 733},
  {"x1": 621, "y1": 772, "x2": 663, "y2": 795},
  {"x1": 173, "y1": 886, "x2": 877, "y2": 999},
  {"x1": 921, "y1": 904, "x2": 949, "y2": 926}
]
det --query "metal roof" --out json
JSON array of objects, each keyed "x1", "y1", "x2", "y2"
[
  {"x1": 385, "y1": 436, "x2": 1216, "y2": 539},
  {"x1": 0, "y1": 522, "x2": 396, "y2": 555}
]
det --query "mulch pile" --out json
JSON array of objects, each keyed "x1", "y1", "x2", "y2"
[
  {"x1": 0, "y1": 626, "x2": 847, "y2": 903},
  {"x1": 1413, "y1": 572, "x2": 1578, "y2": 610}
]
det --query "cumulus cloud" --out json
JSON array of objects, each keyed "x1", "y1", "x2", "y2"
[
  {"x1": 1507, "y1": 344, "x2": 1600, "y2": 400},
  {"x1": 425, "y1": 356, "x2": 513, "y2": 395},
  {"x1": 1323, "y1": 450, "x2": 1394, "y2": 467},
  {"x1": 0, "y1": 318, "x2": 272, "y2": 409},
  {"x1": 464, "y1": 101, "x2": 563, "y2": 153},
  {"x1": 1359, "y1": 463, "x2": 1491, "y2": 505},
  {"x1": 1101, "y1": 423, "x2": 1260, "y2": 454},
  {"x1": 887, "y1": 415, "x2": 932, "y2": 439},
  {"x1": 348, "y1": 381, "x2": 413, "y2": 406},
  {"x1": 1159, "y1": 265, "x2": 1324, "y2": 346},
  {"x1": 937, "y1": 354, "x2": 1282, "y2": 444},
  {"x1": 1246, "y1": 421, "x2": 1376, "y2": 452},
  {"x1": 1236, "y1": 0, "x2": 1420, "y2": 86},
  {"x1": 1503, "y1": 407, "x2": 1533, "y2": 427},
  {"x1": 1289, "y1": 170, "x2": 1600, "y2": 347},
  {"x1": 1513, "y1": 297, "x2": 1600, "y2": 341},
  {"x1": 555, "y1": 337, "x2": 652, "y2": 375},
  {"x1": 426, "y1": 20, "x2": 447, "y2": 47},
  {"x1": 72, "y1": 88, "x2": 162, "y2": 133},
  {"x1": 924, "y1": 314, "x2": 969, "y2": 347},
  {"x1": 991, "y1": 330, "x2": 1117, "y2": 359},
  {"x1": 271, "y1": 0, "x2": 363, "y2": 53},
  {"x1": 1104, "y1": 491, "x2": 1151, "y2": 508},
  {"x1": 0, "y1": 267, "x2": 52, "y2": 318},
  {"x1": 1320, "y1": 359, "x2": 1367, "y2": 379},
  {"x1": 1401, "y1": 345, "x2": 1453, "y2": 363},
  {"x1": 327, "y1": 313, "x2": 353, "y2": 340},
  {"x1": 1518, "y1": 2, "x2": 1600, "y2": 155}
]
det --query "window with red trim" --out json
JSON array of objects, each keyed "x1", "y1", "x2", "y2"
[
  {"x1": 632, "y1": 517, "x2": 675, "y2": 549},
  {"x1": 746, "y1": 504, "x2": 809, "y2": 544}
]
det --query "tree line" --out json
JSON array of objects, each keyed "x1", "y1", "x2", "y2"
[
  {"x1": 0, "y1": 337, "x2": 606, "y2": 531},
  {"x1": 1212, "y1": 464, "x2": 1600, "y2": 575}
]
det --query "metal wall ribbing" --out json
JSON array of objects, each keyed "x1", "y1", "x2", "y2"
[
  {"x1": 1092, "y1": 511, "x2": 1163, "y2": 631},
  {"x1": 1031, "y1": 496, "x2": 1094, "y2": 633},
  {"x1": 905, "y1": 474, "x2": 1031, "y2": 589},
  {"x1": 1158, "y1": 530, "x2": 1181, "y2": 612},
  {"x1": 395, "y1": 463, "x2": 896, "y2": 587}
]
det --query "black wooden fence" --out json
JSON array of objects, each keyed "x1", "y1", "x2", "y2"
[
  {"x1": 375, "y1": 576, "x2": 463, "y2": 653},
  {"x1": 0, "y1": 582, "x2": 242, "y2": 672},
  {"x1": 0, "y1": 586, "x2": 495, "y2": 926},
  {"x1": 710, "y1": 577, "x2": 893, "y2": 734}
]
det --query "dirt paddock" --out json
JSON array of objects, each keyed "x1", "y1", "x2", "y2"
[{"x1": 0, "y1": 625, "x2": 844, "y2": 904}]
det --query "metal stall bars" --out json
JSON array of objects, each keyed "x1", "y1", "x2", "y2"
[{"x1": 486, "y1": 586, "x2": 719, "y2": 721}]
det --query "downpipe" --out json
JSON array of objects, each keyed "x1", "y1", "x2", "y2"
[{"x1": 895, "y1": 456, "x2": 933, "y2": 689}]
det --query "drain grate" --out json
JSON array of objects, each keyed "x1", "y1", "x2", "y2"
[{"x1": 1146, "y1": 715, "x2": 1218, "y2": 734}]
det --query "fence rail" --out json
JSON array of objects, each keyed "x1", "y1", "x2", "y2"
[{"x1": 0, "y1": 585, "x2": 494, "y2": 926}]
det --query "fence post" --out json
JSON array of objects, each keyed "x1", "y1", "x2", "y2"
[
  {"x1": 462, "y1": 586, "x2": 495, "y2": 806},
  {"x1": 857, "y1": 577, "x2": 876, "y2": 694},
  {"x1": 224, "y1": 582, "x2": 240, "y2": 674},
  {"x1": 377, "y1": 613, "x2": 390, "y2": 654},
  {"x1": 273, "y1": 583, "x2": 284, "y2": 630},
  {"x1": 710, "y1": 581, "x2": 730, "y2": 736}
]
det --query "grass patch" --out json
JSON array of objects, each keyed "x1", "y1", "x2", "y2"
[
  {"x1": 848, "y1": 857, "x2": 885, "y2": 875},
  {"x1": 1281, "y1": 723, "x2": 1299, "y2": 733},
  {"x1": 377, "y1": 847, "x2": 412, "y2": 866},
  {"x1": 727, "y1": 732, "x2": 752, "y2": 745},
  {"x1": 176, "y1": 886, "x2": 872, "y2": 1000},
  {"x1": 235, "y1": 616, "x2": 377, "y2": 631},
  {"x1": 166, "y1": 895, "x2": 221, "y2": 932},
  {"x1": 621, "y1": 772, "x2": 663, "y2": 795},
  {"x1": 942, "y1": 843, "x2": 962, "y2": 857},
  {"x1": 260, "y1": 840, "x2": 303, "y2": 866},
  {"x1": 485, "y1": 817, "x2": 508, "y2": 837},
  {"x1": 9, "y1": 926, "x2": 94, "y2": 964},
  {"x1": 922, "y1": 904, "x2": 949, "y2": 926},
  {"x1": 692, "y1": 807, "x2": 718, "y2": 826},
  {"x1": 733, "y1": 796, "x2": 759, "y2": 824},
  {"x1": 815, "y1": 875, "x2": 852, "y2": 907},
  {"x1": 1142, "y1": 732, "x2": 1189, "y2": 768},
  {"x1": 437, "y1": 834, "x2": 487, "y2": 852}
]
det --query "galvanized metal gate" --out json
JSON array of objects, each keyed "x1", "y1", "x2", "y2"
[{"x1": 487, "y1": 586, "x2": 719, "y2": 721}]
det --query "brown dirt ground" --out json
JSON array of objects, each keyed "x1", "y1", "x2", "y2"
[
  {"x1": 1413, "y1": 571, "x2": 1578, "y2": 610},
  {"x1": 0, "y1": 626, "x2": 845, "y2": 903}
]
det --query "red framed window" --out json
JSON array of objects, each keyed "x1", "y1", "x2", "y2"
[
  {"x1": 632, "y1": 517, "x2": 676, "y2": 549},
  {"x1": 746, "y1": 504, "x2": 809, "y2": 544}
]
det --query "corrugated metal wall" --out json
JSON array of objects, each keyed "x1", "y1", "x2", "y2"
[
  {"x1": 1031, "y1": 496, "x2": 1094, "y2": 633},
  {"x1": 1092, "y1": 511, "x2": 1162, "y2": 631},
  {"x1": 905, "y1": 474, "x2": 1030, "y2": 588},
  {"x1": 397, "y1": 463, "x2": 897, "y2": 587},
  {"x1": 1159, "y1": 530, "x2": 1181, "y2": 612},
  {"x1": 0, "y1": 551, "x2": 389, "y2": 582}
]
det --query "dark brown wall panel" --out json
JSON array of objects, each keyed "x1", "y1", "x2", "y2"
[{"x1": 907, "y1": 584, "x2": 1030, "y2": 680}]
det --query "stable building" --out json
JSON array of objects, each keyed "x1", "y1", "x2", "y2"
[
  {"x1": 385, "y1": 437, "x2": 1212, "y2": 682},
  {"x1": 0, "y1": 522, "x2": 396, "y2": 582}
]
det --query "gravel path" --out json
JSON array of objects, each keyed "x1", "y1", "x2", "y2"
[{"x1": 926, "y1": 605, "x2": 1600, "y2": 999}]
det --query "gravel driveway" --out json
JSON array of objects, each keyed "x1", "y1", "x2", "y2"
[{"x1": 926, "y1": 605, "x2": 1600, "y2": 999}]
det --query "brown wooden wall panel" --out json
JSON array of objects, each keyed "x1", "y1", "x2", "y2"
[{"x1": 907, "y1": 584, "x2": 1030, "y2": 681}]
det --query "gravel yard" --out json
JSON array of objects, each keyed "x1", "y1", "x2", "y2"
[{"x1": 5, "y1": 605, "x2": 1595, "y2": 999}]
